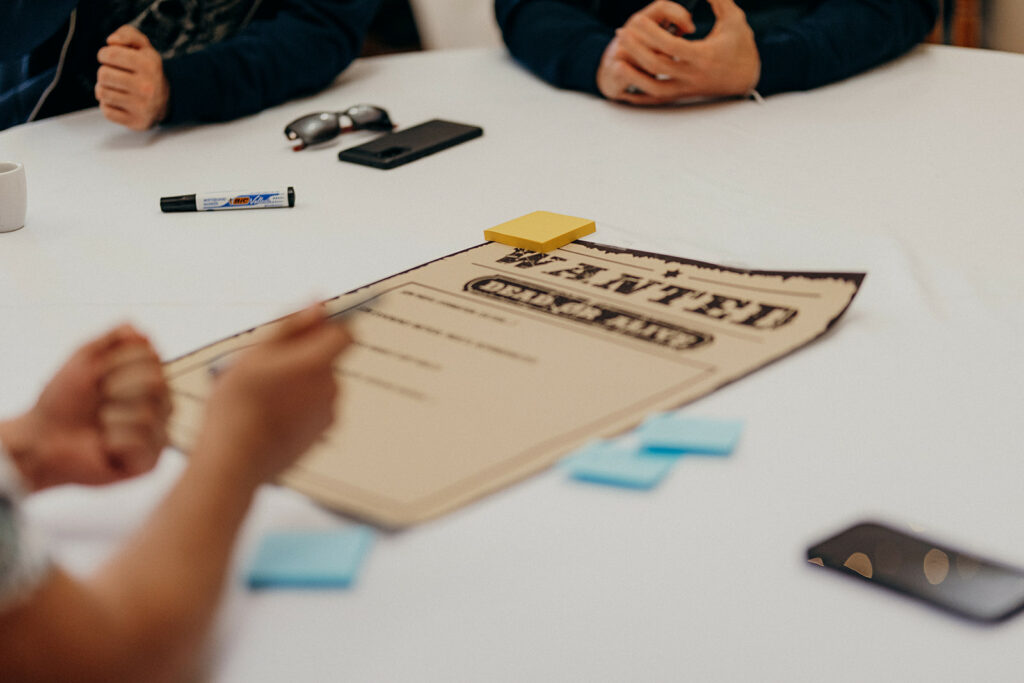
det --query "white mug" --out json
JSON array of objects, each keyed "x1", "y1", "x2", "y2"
[{"x1": 0, "y1": 162, "x2": 27, "y2": 233}]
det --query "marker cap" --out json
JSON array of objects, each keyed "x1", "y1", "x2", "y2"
[{"x1": 160, "y1": 194, "x2": 197, "y2": 212}]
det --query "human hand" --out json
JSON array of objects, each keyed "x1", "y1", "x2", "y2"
[
  {"x1": 597, "y1": 0, "x2": 760, "y2": 105},
  {"x1": 0, "y1": 326, "x2": 170, "y2": 491},
  {"x1": 95, "y1": 25, "x2": 170, "y2": 130},
  {"x1": 193, "y1": 306, "x2": 352, "y2": 489}
]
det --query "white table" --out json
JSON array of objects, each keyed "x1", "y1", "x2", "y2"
[{"x1": 2, "y1": 45, "x2": 1024, "y2": 681}]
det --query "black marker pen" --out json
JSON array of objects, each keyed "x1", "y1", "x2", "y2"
[{"x1": 160, "y1": 187, "x2": 295, "y2": 212}]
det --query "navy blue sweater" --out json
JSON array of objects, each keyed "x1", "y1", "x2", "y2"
[
  {"x1": 495, "y1": 0, "x2": 938, "y2": 97},
  {"x1": 0, "y1": 0, "x2": 378, "y2": 130}
]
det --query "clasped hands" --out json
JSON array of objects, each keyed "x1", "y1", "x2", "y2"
[
  {"x1": 0, "y1": 307, "x2": 350, "y2": 493},
  {"x1": 0, "y1": 326, "x2": 169, "y2": 491},
  {"x1": 597, "y1": 0, "x2": 761, "y2": 105},
  {"x1": 95, "y1": 25, "x2": 169, "y2": 130}
]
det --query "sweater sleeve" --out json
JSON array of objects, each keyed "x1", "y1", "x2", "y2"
[
  {"x1": 0, "y1": 446, "x2": 50, "y2": 614},
  {"x1": 160, "y1": 0, "x2": 379, "y2": 125},
  {"x1": 754, "y1": 0, "x2": 939, "y2": 96},
  {"x1": 496, "y1": 0, "x2": 613, "y2": 96},
  {"x1": 0, "y1": 0, "x2": 79, "y2": 60}
]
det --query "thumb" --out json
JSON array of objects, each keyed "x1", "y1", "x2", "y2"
[
  {"x1": 297, "y1": 321, "x2": 352, "y2": 367},
  {"x1": 74, "y1": 324, "x2": 142, "y2": 364},
  {"x1": 107, "y1": 24, "x2": 152, "y2": 49},
  {"x1": 706, "y1": 0, "x2": 743, "y2": 23},
  {"x1": 269, "y1": 304, "x2": 329, "y2": 343}
]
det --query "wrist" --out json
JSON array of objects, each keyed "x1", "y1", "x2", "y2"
[
  {"x1": 188, "y1": 427, "x2": 266, "y2": 495},
  {"x1": 150, "y1": 66, "x2": 171, "y2": 127},
  {"x1": 154, "y1": 81, "x2": 170, "y2": 126},
  {"x1": 0, "y1": 414, "x2": 47, "y2": 491}
]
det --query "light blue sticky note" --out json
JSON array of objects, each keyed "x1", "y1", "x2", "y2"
[
  {"x1": 565, "y1": 439, "x2": 675, "y2": 490},
  {"x1": 247, "y1": 526, "x2": 374, "y2": 589},
  {"x1": 559, "y1": 438, "x2": 607, "y2": 469},
  {"x1": 637, "y1": 414, "x2": 744, "y2": 455},
  {"x1": 559, "y1": 436, "x2": 645, "y2": 467}
]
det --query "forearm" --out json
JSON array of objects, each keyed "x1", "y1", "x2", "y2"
[
  {"x1": 754, "y1": 0, "x2": 938, "y2": 95},
  {"x1": 161, "y1": 0, "x2": 376, "y2": 124},
  {"x1": 0, "y1": 444, "x2": 259, "y2": 682},
  {"x1": 88, "y1": 449, "x2": 257, "y2": 679},
  {"x1": 497, "y1": 0, "x2": 613, "y2": 96}
]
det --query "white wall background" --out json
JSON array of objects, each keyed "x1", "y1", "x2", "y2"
[
  {"x1": 985, "y1": 0, "x2": 1024, "y2": 53},
  {"x1": 408, "y1": 0, "x2": 502, "y2": 49}
]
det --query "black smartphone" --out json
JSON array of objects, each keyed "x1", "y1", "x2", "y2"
[
  {"x1": 807, "y1": 521, "x2": 1024, "y2": 623},
  {"x1": 338, "y1": 119, "x2": 482, "y2": 170}
]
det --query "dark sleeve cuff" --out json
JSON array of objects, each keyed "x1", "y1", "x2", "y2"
[
  {"x1": 752, "y1": 0, "x2": 938, "y2": 97},
  {"x1": 497, "y1": 0, "x2": 614, "y2": 98},
  {"x1": 561, "y1": 32, "x2": 613, "y2": 97},
  {"x1": 161, "y1": 53, "x2": 206, "y2": 125},
  {"x1": 753, "y1": 32, "x2": 810, "y2": 97}
]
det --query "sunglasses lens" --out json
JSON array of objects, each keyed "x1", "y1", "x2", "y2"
[
  {"x1": 343, "y1": 105, "x2": 394, "y2": 131},
  {"x1": 284, "y1": 112, "x2": 342, "y2": 146}
]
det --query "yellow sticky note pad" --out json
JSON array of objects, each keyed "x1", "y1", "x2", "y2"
[{"x1": 484, "y1": 211, "x2": 595, "y2": 253}]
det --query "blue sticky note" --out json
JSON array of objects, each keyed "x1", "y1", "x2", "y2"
[
  {"x1": 247, "y1": 527, "x2": 374, "y2": 589},
  {"x1": 559, "y1": 438, "x2": 612, "y2": 468},
  {"x1": 637, "y1": 414, "x2": 744, "y2": 455},
  {"x1": 565, "y1": 439, "x2": 675, "y2": 490}
]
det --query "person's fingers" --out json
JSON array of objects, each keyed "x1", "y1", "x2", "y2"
[
  {"x1": 96, "y1": 65, "x2": 134, "y2": 92},
  {"x1": 97, "y1": 44, "x2": 142, "y2": 72},
  {"x1": 53, "y1": 325, "x2": 135, "y2": 395},
  {"x1": 105, "y1": 341, "x2": 159, "y2": 373},
  {"x1": 623, "y1": 16, "x2": 676, "y2": 58},
  {"x1": 619, "y1": 60, "x2": 689, "y2": 99},
  {"x1": 100, "y1": 400, "x2": 159, "y2": 430},
  {"x1": 103, "y1": 429, "x2": 161, "y2": 477},
  {"x1": 152, "y1": 384, "x2": 173, "y2": 421},
  {"x1": 269, "y1": 305, "x2": 328, "y2": 344},
  {"x1": 106, "y1": 24, "x2": 152, "y2": 50},
  {"x1": 632, "y1": 18, "x2": 704, "y2": 66},
  {"x1": 264, "y1": 308, "x2": 349, "y2": 366},
  {"x1": 101, "y1": 401, "x2": 163, "y2": 458},
  {"x1": 616, "y1": 85, "x2": 663, "y2": 105},
  {"x1": 73, "y1": 324, "x2": 137, "y2": 361},
  {"x1": 640, "y1": 0, "x2": 696, "y2": 33},
  {"x1": 616, "y1": 28, "x2": 679, "y2": 76},
  {"x1": 97, "y1": 86, "x2": 141, "y2": 111},
  {"x1": 101, "y1": 403, "x2": 166, "y2": 475},
  {"x1": 602, "y1": 57, "x2": 646, "y2": 99},
  {"x1": 100, "y1": 103, "x2": 135, "y2": 127},
  {"x1": 706, "y1": 0, "x2": 744, "y2": 22},
  {"x1": 297, "y1": 322, "x2": 352, "y2": 367},
  {"x1": 612, "y1": 60, "x2": 688, "y2": 104},
  {"x1": 103, "y1": 361, "x2": 167, "y2": 401}
]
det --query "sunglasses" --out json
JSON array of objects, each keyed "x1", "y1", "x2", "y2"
[{"x1": 284, "y1": 104, "x2": 395, "y2": 150}]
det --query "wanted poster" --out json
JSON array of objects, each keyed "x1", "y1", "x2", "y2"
[{"x1": 165, "y1": 241, "x2": 863, "y2": 527}]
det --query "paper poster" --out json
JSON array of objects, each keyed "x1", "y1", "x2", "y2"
[{"x1": 165, "y1": 241, "x2": 863, "y2": 527}]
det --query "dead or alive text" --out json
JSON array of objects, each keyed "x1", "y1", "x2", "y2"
[
  {"x1": 495, "y1": 248, "x2": 797, "y2": 330},
  {"x1": 465, "y1": 276, "x2": 710, "y2": 351}
]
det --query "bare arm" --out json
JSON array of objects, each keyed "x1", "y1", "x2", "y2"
[
  {"x1": 0, "y1": 307, "x2": 351, "y2": 682},
  {"x1": 0, "y1": 464, "x2": 255, "y2": 683}
]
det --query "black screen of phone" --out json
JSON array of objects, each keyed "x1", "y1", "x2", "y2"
[{"x1": 807, "y1": 522, "x2": 1024, "y2": 622}]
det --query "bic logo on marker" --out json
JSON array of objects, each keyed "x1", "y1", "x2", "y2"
[{"x1": 231, "y1": 196, "x2": 251, "y2": 205}]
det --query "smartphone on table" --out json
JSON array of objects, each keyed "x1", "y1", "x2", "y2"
[{"x1": 807, "y1": 521, "x2": 1024, "y2": 623}]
